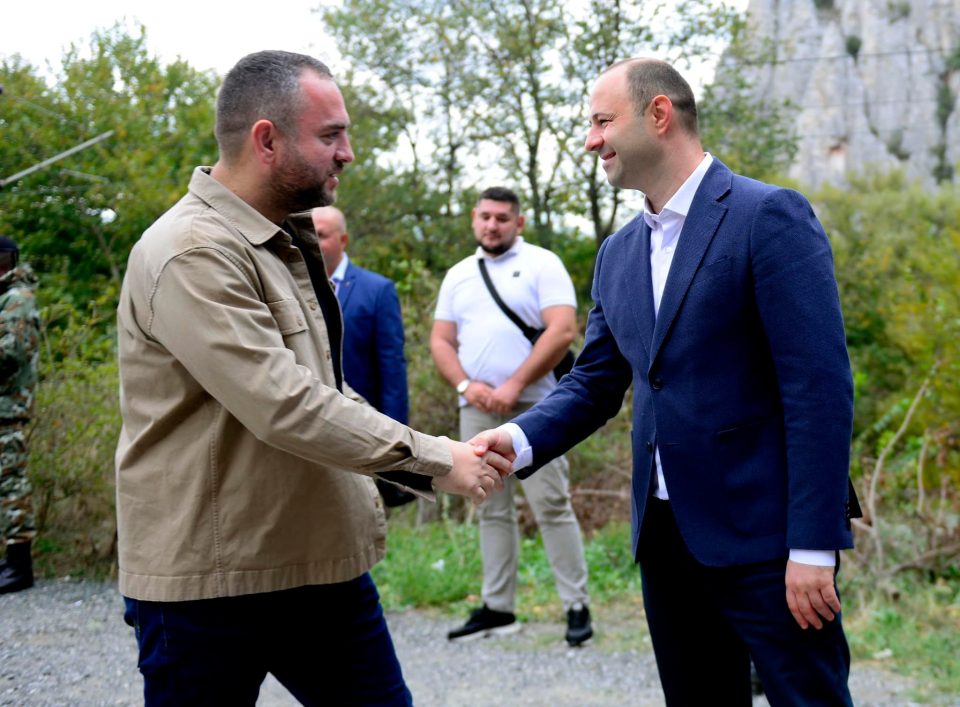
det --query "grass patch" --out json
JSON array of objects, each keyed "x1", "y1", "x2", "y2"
[
  {"x1": 375, "y1": 514, "x2": 960, "y2": 697},
  {"x1": 843, "y1": 574, "x2": 960, "y2": 697},
  {"x1": 374, "y1": 518, "x2": 643, "y2": 619}
]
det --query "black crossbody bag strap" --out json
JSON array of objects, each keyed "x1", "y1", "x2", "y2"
[{"x1": 477, "y1": 258, "x2": 539, "y2": 341}]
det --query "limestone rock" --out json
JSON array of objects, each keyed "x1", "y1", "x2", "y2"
[{"x1": 727, "y1": 0, "x2": 960, "y2": 187}]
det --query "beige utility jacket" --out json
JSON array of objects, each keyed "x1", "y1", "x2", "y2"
[{"x1": 115, "y1": 168, "x2": 452, "y2": 602}]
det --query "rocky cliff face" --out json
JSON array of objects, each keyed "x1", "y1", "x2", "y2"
[{"x1": 726, "y1": 0, "x2": 960, "y2": 188}]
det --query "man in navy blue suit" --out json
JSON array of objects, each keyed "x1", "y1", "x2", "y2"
[
  {"x1": 471, "y1": 58, "x2": 860, "y2": 705},
  {"x1": 312, "y1": 206, "x2": 415, "y2": 507}
]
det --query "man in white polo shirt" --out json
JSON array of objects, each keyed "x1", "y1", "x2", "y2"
[{"x1": 430, "y1": 186, "x2": 592, "y2": 646}]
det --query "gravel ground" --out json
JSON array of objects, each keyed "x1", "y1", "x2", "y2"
[{"x1": 2, "y1": 578, "x2": 955, "y2": 706}]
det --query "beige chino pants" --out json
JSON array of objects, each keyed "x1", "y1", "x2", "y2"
[{"x1": 460, "y1": 403, "x2": 590, "y2": 613}]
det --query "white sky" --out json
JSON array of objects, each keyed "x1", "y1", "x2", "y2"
[
  {"x1": 3, "y1": 0, "x2": 749, "y2": 226},
  {"x1": 2, "y1": 0, "x2": 339, "y2": 76},
  {"x1": 3, "y1": 0, "x2": 749, "y2": 81}
]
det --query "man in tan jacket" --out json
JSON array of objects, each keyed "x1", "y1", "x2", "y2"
[{"x1": 115, "y1": 50, "x2": 510, "y2": 706}]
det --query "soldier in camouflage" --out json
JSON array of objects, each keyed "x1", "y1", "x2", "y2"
[{"x1": 0, "y1": 236, "x2": 39, "y2": 594}]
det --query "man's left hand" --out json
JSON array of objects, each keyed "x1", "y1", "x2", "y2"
[
  {"x1": 785, "y1": 560, "x2": 840, "y2": 630},
  {"x1": 487, "y1": 379, "x2": 523, "y2": 415}
]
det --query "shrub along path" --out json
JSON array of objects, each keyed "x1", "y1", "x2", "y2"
[{"x1": 0, "y1": 578, "x2": 940, "y2": 706}]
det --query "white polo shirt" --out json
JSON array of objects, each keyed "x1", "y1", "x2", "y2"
[{"x1": 434, "y1": 237, "x2": 576, "y2": 406}]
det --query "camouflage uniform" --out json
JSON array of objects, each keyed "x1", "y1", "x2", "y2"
[{"x1": 0, "y1": 263, "x2": 40, "y2": 545}]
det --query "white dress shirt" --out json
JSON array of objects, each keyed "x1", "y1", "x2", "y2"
[
  {"x1": 504, "y1": 153, "x2": 835, "y2": 567},
  {"x1": 330, "y1": 252, "x2": 349, "y2": 295}
]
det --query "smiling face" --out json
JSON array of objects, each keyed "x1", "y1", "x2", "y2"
[
  {"x1": 584, "y1": 63, "x2": 659, "y2": 192},
  {"x1": 472, "y1": 198, "x2": 525, "y2": 255},
  {"x1": 272, "y1": 71, "x2": 355, "y2": 213}
]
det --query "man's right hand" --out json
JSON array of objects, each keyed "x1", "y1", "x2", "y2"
[
  {"x1": 433, "y1": 440, "x2": 511, "y2": 505},
  {"x1": 467, "y1": 428, "x2": 518, "y2": 468}
]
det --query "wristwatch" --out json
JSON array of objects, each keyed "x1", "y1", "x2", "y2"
[{"x1": 456, "y1": 378, "x2": 471, "y2": 395}]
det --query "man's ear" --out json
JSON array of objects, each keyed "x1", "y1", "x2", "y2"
[
  {"x1": 250, "y1": 119, "x2": 280, "y2": 164},
  {"x1": 515, "y1": 214, "x2": 526, "y2": 231},
  {"x1": 341, "y1": 232, "x2": 350, "y2": 250},
  {"x1": 649, "y1": 95, "x2": 673, "y2": 135}
]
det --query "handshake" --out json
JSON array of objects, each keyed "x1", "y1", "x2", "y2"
[{"x1": 433, "y1": 429, "x2": 519, "y2": 506}]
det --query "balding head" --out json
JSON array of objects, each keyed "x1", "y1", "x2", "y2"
[
  {"x1": 311, "y1": 206, "x2": 349, "y2": 277},
  {"x1": 603, "y1": 58, "x2": 699, "y2": 136}
]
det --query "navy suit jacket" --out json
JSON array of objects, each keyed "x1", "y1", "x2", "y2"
[
  {"x1": 338, "y1": 261, "x2": 408, "y2": 424},
  {"x1": 514, "y1": 159, "x2": 856, "y2": 567}
]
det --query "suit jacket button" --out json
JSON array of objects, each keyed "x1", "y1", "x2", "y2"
[
  {"x1": 646, "y1": 441, "x2": 653, "y2": 452},
  {"x1": 652, "y1": 377, "x2": 663, "y2": 390}
]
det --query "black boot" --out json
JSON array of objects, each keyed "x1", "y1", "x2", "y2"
[{"x1": 0, "y1": 540, "x2": 34, "y2": 594}]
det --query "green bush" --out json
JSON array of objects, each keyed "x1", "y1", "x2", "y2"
[{"x1": 27, "y1": 302, "x2": 120, "y2": 578}]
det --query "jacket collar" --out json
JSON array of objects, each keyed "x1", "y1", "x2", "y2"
[{"x1": 188, "y1": 167, "x2": 289, "y2": 247}]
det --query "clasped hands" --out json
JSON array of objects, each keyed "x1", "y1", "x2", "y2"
[
  {"x1": 433, "y1": 428, "x2": 519, "y2": 506},
  {"x1": 461, "y1": 379, "x2": 523, "y2": 416}
]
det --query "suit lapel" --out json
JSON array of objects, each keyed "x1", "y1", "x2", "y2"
[
  {"x1": 626, "y1": 218, "x2": 655, "y2": 359},
  {"x1": 650, "y1": 162, "x2": 731, "y2": 364}
]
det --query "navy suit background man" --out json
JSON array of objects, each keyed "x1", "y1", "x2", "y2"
[
  {"x1": 472, "y1": 58, "x2": 860, "y2": 705},
  {"x1": 312, "y1": 206, "x2": 415, "y2": 507}
]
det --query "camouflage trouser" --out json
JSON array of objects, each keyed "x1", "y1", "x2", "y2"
[{"x1": 1, "y1": 427, "x2": 35, "y2": 545}]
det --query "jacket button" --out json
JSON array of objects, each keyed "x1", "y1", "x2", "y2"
[
  {"x1": 645, "y1": 441, "x2": 653, "y2": 452},
  {"x1": 652, "y1": 377, "x2": 663, "y2": 390}
]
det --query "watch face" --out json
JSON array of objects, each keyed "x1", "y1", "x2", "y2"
[{"x1": 457, "y1": 380, "x2": 470, "y2": 394}]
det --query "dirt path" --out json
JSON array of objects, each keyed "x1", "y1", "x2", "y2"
[{"x1": 1, "y1": 579, "x2": 949, "y2": 706}]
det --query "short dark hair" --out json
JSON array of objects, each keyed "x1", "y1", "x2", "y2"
[
  {"x1": 477, "y1": 186, "x2": 521, "y2": 213},
  {"x1": 609, "y1": 58, "x2": 699, "y2": 136},
  {"x1": 215, "y1": 51, "x2": 333, "y2": 162}
]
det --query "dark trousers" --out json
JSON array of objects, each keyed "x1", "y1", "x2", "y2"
[
  {"x1": 638, "y1": 498, "x2": 853, "y2": 707},
  {"x1": 123, "y1": 572, "x2": 412, "y2": 707}
]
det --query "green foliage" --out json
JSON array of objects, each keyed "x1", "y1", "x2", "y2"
[
  {"x1": 844, "y1": 573, "x2": 960, "y2": 695},
  {"x1": 27, "y1": 301, "x2": 120, "y2": 578},
  {"x1": 372, "y1": 519, "x2": 484, "y2": 609},
  {"x1": 845, "y1": 35, "x2": 863, "y2": 60},
  {"x1": 323, "y1": 0, "x2": 742, "y2": 249},
  {"x1": 371, "y1": 519, "x2": 641, "y2": 616},
  {"x1": 821, "y1": 172, "x2": 960, "y2": 441},
  {"x1": 818, "y1": 171, "x2": 960, "y2": 586},
  {"x1": 1, "y1": 23, "x2": 219, "y2": 308}
]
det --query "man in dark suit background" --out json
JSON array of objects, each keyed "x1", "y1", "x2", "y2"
[
  {"x1": 312, "y1": 206, "x2": 415, "y2": 507},
  {"x1": 471, "y1": 58, "x2": 859, "y2": 705}
]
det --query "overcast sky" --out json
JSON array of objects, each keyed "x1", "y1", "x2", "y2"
[
  {"x1": 2, "y1": 0, "x2": 339, "y2": 76},
  {"x1": 3, "y1": 1, "x2": 749, "y2": 81}
]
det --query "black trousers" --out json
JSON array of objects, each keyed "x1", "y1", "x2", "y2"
[{"x1": 637, "y1": 498, "x2": 853, "y2": 707}]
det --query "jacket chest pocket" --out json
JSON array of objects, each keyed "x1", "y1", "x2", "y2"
[{"x1": 267, "y1": 299, "x2": 309, "y2": 336}]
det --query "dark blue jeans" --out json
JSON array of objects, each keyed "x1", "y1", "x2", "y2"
[{"x1": 123, "y1": 573, "x2": 412, "y2": 706}]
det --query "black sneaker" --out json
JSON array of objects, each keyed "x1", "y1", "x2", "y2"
[
  {"x1": 565, "y1": 603, "x2": 593, "y2": 646},
  {"x1": 447, "y1": 605, "x2": 519, "y2": 641}
]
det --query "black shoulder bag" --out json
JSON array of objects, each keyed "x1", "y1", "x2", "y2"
[{"x1": 477, "y1": 259, "x2": 576, "y2": 382}]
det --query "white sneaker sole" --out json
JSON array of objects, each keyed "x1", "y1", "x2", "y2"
[{"x1": 449, "y1": 622, "x2": 522, "y2": 642}]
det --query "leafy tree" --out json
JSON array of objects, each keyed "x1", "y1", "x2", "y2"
[
  {"x1": 818, "y1": 171, "x2": 960, "y2": 578},
  {"x1": 322, "y1": 0, "x2": 743, "y2": 254},
  {"x1": 0, "y1": 24, "x2": 219, "y2": 308}
]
